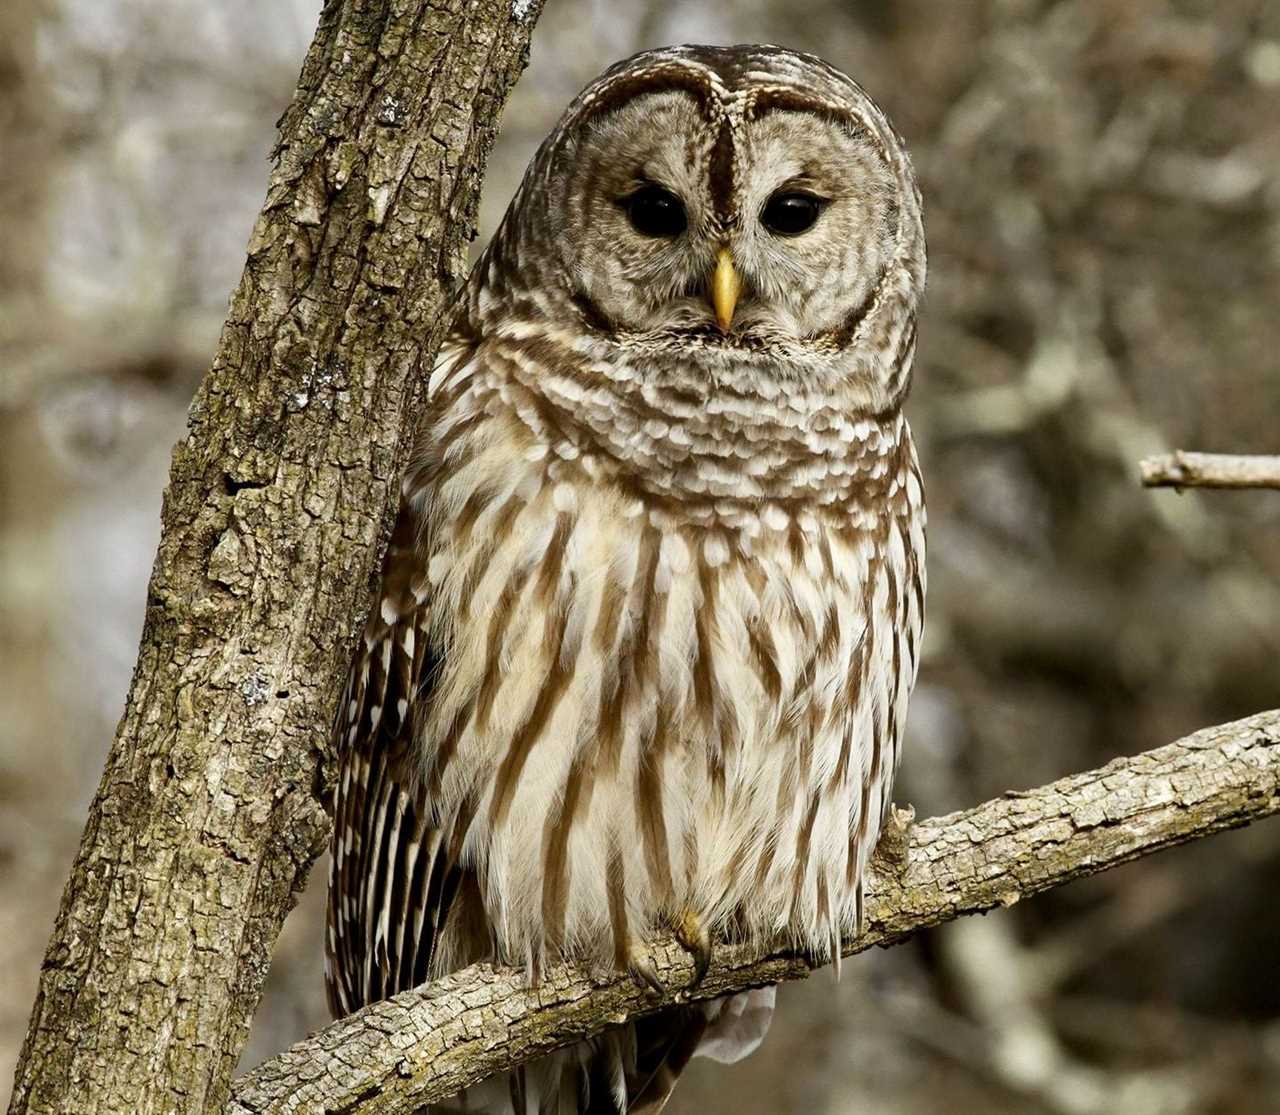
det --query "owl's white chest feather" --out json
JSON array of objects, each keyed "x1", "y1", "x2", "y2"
[{"x1": 406, "y1": 339, "x2": 925, "y2": 972}]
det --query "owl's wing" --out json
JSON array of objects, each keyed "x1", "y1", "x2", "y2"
[{"x1": 325, "y1": 504, "x2": 462, "y2": 1016}]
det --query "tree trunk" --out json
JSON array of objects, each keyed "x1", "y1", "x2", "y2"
[{"x1": 7, "y1": 3, "x2": 544, "y2": 1111}]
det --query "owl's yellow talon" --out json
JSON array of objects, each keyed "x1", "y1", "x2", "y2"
[
  {"x1": 870, "y1": 803, "x2": 915, "y2": 880},
  {"x1": 627, "y1": 941, "x2": 665, "y2": 994},
  {"x1": 676, "y1": 910, "x2": 712, "y2": 987}
]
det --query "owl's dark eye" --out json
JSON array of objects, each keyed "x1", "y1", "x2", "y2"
[
  {"x1": 761, "y1": 191, "x2": 825, "y2": 236},
  {"x1": 624, "y1": 186, "x2": 687, "y2": 238}
]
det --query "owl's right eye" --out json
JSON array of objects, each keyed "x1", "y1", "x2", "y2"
[{"x1": 623, "y1": 186, "x2": 687, "y2": 238}]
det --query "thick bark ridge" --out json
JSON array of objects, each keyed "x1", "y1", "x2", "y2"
[{"x1": 8, "y1": 3, "x2": 545, "y2": 1112}]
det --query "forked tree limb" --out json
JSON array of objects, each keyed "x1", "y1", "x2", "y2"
[
  {"x1": 1141, "y1": 451, "x2": 1280, "y2": 490},
  {"x1": 229, "y1": 709, "x2": 1280, "y2": 1114},
  {"x1": 7, "y1": 3, "x2": 545, "y2": 1112}
]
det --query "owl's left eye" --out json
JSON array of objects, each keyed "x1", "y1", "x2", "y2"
[
  {"x1": 623, "y1": 186, "x2": 688, "y2": 238},
  {"x1": 761, "y1": 191, "x2": 825, "y2": 236}
]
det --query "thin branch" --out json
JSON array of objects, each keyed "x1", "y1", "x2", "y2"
[
  {"x1": 230, "y1": 709, "x2": 1280, "y2": 1114},
  {"x1": 1140, "y1": 451, "x2": 1280, "y2": 490}
]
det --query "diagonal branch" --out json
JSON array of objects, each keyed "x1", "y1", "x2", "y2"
[
  {"x1": 1140, "y1": 451, "x2": 1280, "y2": 490},
  {"x1": 230, "y1": 709, "x2": 1280, "y2": 1114}
]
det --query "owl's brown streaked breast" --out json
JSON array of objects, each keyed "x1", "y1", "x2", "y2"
[{"x1": 403, "y1": 338, "x2": 924, "y2": 974}]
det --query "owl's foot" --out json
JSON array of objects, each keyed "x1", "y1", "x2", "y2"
[
  {"x1": 871, "y1": 803, "x2": 915, "y2": 880},
  {"x1": 675, "y1": 909, "x2": 712, "y2": 987},
  {"x1": 626, "y1": 940, "x2": 666, "y2": 995}
]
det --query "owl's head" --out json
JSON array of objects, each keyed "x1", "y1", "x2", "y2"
[{"x1": 481, "y1": 45, "x2": 925, "y2": 413}]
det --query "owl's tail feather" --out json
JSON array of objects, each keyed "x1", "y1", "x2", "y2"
[
  {"x1": 430, "y1": 990, "x2": 776, "y2": 1113},
  {"x1": 610, "y1": 989, "x2": 776, "y2": 1112},
  {"x1": 625, "y1": 1010, "x2": 709, "y2": 1114}
]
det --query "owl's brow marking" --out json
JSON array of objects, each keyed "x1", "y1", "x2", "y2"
[
  {"x1": 744, "y1": 86, "x2": 885, "y2": 160},
  {"x1": 575, "y1": 65, "x2": 722, "y2": 130}
]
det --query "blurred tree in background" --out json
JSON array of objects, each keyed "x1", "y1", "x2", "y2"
[{"x1": 2, "y1": 1, "x2": 1278, "y2": 1111}]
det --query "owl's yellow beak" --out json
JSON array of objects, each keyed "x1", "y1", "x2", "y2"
[{"x1": 710, "y1": 247, "x2": 741, "y2": 333}]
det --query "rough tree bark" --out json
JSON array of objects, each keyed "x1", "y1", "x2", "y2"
[
  {"x1": 226, "y1": 708, "x2": 1280, "y2": 1114},
  {"x1": 8, "y1": 3, "x2": 545, "y2": 1112}
]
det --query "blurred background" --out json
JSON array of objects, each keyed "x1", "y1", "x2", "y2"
[{"x1": 3, "y1": 0, "x2": 1279, "y2": 1110}]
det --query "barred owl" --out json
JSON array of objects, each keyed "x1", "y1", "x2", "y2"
[{"x1": 326, "y1": 44, "x2": 926, "y2": 1113}]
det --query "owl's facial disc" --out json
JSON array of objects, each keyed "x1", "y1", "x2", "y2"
[{"x1": 550, "y1": 86, "x2": 904, "y2": 356}]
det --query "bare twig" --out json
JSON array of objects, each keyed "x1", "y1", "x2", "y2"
[
  {"x1": 1140, "y1": 451, "x2": 1280, "y2": 490},
  {"x1": 230, "y1": 709, "x2": 1280, "y2": 1114}
]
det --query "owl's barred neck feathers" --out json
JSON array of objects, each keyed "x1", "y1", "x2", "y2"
[
  {"x1": 329, "y1": 44, "x2": 926, "y2": 1115},
  {"x1": 424, "y1": 324, "x2": 912, "y2": 527}
]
